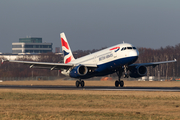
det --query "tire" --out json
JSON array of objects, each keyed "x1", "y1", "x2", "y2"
[
  {"x1": 76, "y1": 81, "x2": 80, "y2": 88},
  {"x1": 115, "y1": 81, "x2": 119, "y2": 87},
  {"x1": 120, "y1": 81, "x2": 124, "y2": 87},
  {"x1": 81, "y1": 81, "x2": 85, "y2": 87}
]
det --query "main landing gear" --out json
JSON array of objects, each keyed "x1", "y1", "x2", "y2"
[
  {"x1": 76, "y1": 79, "x2": 85, "y2": 88},
  {"x1": 115, "y1": 70, "x2": 124, "y2": 87}
]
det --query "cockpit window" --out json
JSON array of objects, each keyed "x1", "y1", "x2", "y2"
[
  {"x1": 133, "y1": 47, "x2": 136, "y2": 49},
  {"x1": 121, "y1": 47, "x2": 126, "y2": 51},
  {"x1": 127, "y1": 47, "x2": 132, "y2": 49},
  {"x1": 121, "y1": 47, "x2": 136, "y2": 51}
]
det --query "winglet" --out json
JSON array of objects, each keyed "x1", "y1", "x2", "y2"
[
  {"x1": 1, "y1": 59, "x2": 5, "y2": 64},
  {"x1": 1, "y1": 59, "x2": 4, "y2": 64},
  {"x1": 174, "y1": 58, "x2": 177, "y2": 62},
  {"x1": 1, "y1": 59, "x2": 9, "y2": 64}
]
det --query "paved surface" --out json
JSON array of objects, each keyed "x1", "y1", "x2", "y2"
[{"x1": 0, "y1": 85, "x2": 180, "y2": 92}]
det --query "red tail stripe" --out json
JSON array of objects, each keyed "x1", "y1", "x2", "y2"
[
  {"x1": 65, "y1": 56, "x2": 72, "y2": 64},
  {"x1": 61, "y1": 38, "x2": 69, "y2": 50}
]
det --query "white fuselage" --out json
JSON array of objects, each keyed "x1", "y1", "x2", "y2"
[
  {"x1": 71, "y1": 43, "x2": 138, "y2": 65},
  {"x1": 62, "y1": 43, "x2": 139, "y2": 76}
]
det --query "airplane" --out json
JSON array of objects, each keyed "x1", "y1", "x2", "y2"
[{"x1": 2, "y1": 32, "x2": 177, "y2": 87}]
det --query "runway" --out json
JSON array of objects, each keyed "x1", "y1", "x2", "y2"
[{"x1": 0, "y1": 85, "x2": 180, "y2": 92}]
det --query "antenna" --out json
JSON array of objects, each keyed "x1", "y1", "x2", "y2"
[{"x1": 123, "y1": 41, "x2": 124, "y2": 43}]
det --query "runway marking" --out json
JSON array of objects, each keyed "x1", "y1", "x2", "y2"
[
  {"x1": 0, "y1": 85, "x2": 180, "y2": 92},
  {"x1": 88, "y1": 89, "x2": 180, "y2": 92}
]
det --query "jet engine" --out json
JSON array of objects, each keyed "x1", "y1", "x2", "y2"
[
  {"x1": 69, "y1": 65, "x2": 88, "y2": 78},
  {"x1": 129, "y1": 65, "x2": 147, "y2": 78}
]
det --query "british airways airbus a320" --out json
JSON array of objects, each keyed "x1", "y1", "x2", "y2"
[{"x1": 2, "y1": 33, "x2": 177, "y2": 87}]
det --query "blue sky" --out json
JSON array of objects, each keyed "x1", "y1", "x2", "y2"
[{"x1": 0, "y1": 0, "x2": 180, "y2": 53}]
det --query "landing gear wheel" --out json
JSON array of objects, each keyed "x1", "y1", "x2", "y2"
[
  {"x1": 76, "y1": 81, "x2": 80, "y2": 88},
  {"x1": 75, "y1": 80, "x2": 85, "y2": 88},
  {"x1": 81, "y1": 81, "x2": 85, "y2": 87},
  {"x1": 116, "y1": 70, "x2": 125, "y2": 87},
  {"x1": 120, "y1": 81, "x2": 124, "y2": 87},
  {"x1": 115, "y1": 81, "x2": 119, "y2": 87}
]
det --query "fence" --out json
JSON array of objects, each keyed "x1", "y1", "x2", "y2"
[{"x1": 0, "y1": 76, "x2": 63, "y2": 81}]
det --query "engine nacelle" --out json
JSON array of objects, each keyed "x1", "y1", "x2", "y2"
[
  {"x1": 129, "y1": 65, "x2": 147, "y2": 78},
  {"x1": 69, "y1": 65, "x2": 88, "y2": 78}
]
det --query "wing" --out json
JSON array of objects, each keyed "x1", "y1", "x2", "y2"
[
  {"x1": 129, "y1": 59, "x2": 177, "y2": 67},
  {"x1": 2, "y1": 59, "x2": 97, "y2": 70}
]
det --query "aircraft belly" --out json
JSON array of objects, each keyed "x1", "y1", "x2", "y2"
[
  {"x1": 79, "y1": 57, "x2": 136, "y2": 79},
  {"x1": 96, "y1": 56, "x2": 138, "y2": 73}
]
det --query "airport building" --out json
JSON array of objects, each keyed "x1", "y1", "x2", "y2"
[{"x1": 12, "y1": 37, "x2": 53, "y2": 54}]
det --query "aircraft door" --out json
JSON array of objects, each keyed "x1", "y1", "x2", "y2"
[{"x1": 113, "y1": 51, "x2": 117, "y2": 58}]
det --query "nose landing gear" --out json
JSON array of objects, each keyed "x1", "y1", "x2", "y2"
[{"x1": 115, "y1": 70, "x2": 124, "y2": 87}]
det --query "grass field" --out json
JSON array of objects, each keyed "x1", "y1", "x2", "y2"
[{"x1": 0, "y1": 80, "x2": 180, "y2": 120}]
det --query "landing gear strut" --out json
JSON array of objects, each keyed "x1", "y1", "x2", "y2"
[
  {"x1": 115, "y1": 70, "x2": 124, "y2": 87},
  {"x1": 76, "y1": 79, "x2": 85, "y2": 88},
  {"x1": 123, "y1": 65, "x2": 129, "y2": 78}
]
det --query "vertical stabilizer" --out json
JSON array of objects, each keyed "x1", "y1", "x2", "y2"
[{"x1": 60, "y1": 32, "x2": 75, "y2": 63}]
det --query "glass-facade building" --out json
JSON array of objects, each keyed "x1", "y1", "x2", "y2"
[
  {"x1": 19, "y1": 37, "x2": 42, "y2": 43},
  {"x1": 12, "y1": 37, "x2": 52, "y2": 54}
]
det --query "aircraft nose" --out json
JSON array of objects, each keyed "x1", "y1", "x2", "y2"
[{"x1": 129, "y1": 50, "x2": 139, "y2": 57}]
